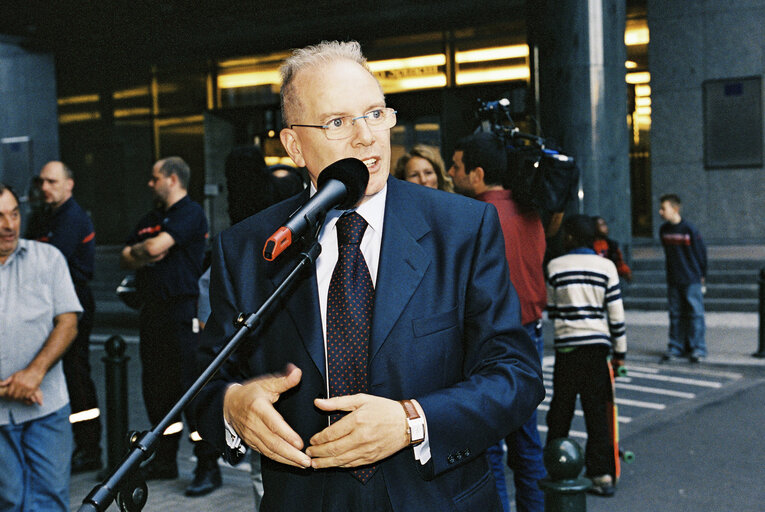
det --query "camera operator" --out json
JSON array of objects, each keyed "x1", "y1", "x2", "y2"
[{"x1": 450, "y1": 132, "x2": 547, "y2": 512}]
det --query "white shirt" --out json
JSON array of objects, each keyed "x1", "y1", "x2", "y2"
[{"x1": 226, "y1": 183, "x2": 430, "y2": 464}]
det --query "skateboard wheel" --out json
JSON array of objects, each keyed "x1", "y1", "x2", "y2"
[{"x1": 619, "y1": 450, "x2": 635, "y2": 463}]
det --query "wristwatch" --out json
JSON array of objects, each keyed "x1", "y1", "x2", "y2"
[{"x1": 400, "y1": 399, "x2": 425, "y2": 446}]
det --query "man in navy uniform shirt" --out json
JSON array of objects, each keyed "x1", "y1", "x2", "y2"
[
  {"x1": 120, "y1": 157, "x2": 217, "y2": 495},
  {"x1": 28, "y1": 161, "x2": 101, "y2": 473}
]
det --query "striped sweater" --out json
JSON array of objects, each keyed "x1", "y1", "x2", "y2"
[{"x1": 546, "y1": 249, "x2": 627, "y2": 355}]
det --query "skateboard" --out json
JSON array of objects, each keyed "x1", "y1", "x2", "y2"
[{"x1": 606, "y1": 358, "x2": 635, "y2": 483}]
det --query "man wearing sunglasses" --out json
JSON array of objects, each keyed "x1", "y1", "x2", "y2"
[{"x1": 195, "y1": 40, "x2": 543, "y2": 511}]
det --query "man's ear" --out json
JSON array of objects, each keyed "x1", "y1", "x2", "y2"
[
  {"x1": 280, "y1": 128, "x2": 306, "y2": 168},
  {"x1": 470, "y1": 166, "x2": 485, "y2": 187}
]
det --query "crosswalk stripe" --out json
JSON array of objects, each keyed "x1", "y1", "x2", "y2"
[
  {"x1": 625, "y1": 371, "x2": 722, "y2": 388},
  {"x1": 615, "y1": 397, "x2": 666, "y2": 409},
  {"x1": 614, "y1": 382, "x2": 695, "y2": 398},
  {"x1": 624, "y1": 364, "x2": 660, "y2": 374},
  {"x1": 537, "y1": 403, "x2": 632, "y2": 423}
]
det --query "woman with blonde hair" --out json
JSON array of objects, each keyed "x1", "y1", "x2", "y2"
[{"x1": 394, "y1": 144, "x2": 454, "y2": 192}]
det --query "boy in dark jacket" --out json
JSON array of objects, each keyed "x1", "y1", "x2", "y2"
[{"x1": 658, "y1": 194, "x2": 707, "y2": 363}]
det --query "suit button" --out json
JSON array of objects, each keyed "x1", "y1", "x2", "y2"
[
  {"x1": 455, "y1": 452, "x2": 463, "y2": 461},
  {"x1": 464, "y1": 448, "x2": 471, "y2": 457},
  {"x1": 447, "y1": 455, "x2": 455, "y2": 464}
]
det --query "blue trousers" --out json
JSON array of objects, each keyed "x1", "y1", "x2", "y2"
[
  {"x1": 0, "y1": 404, "x2": 72, "y2": 511},
  {"x1": 487, "y1": 320, "x2": 546, "y2": 512},
  {"x1": 667, "y1": 282, "x2": 706, "y2": 357}
]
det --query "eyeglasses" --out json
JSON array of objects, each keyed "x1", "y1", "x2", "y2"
[{"x1": 290, "y1": 108, "x2": 397, "y2": 140}]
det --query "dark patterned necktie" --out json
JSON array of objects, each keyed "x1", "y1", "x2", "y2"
[{"x1": 326, "y1": 211, "x2": 376, "y2": 483}]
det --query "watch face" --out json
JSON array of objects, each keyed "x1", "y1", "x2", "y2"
[{"x1": 410, "y1": 419, "x2": 425, "y2": 442}]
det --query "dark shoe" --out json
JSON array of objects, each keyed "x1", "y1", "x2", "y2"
[
  {"x1": 142, "y1": 459, "x2": 178, "y2": 480},
  {"x1": 689, "y1": 355, "x2": 704, "y2": 363},
  {"x1": 185, "y1": 462, "x2": 222, "y2": 497},
  {"x1": 588, "y1": 474, "x2": 615, "y2": 497},
  {"x1": 71, "y1": 449, "x2": 102, "y2": 474},
  {"x1": 660, "y1": 353, "x2": 683, "y2": 363}
]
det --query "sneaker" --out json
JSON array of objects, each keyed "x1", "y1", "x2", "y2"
[
  {"x1": 660, "y1": 353, "x2": 683, "y2": 363},
  {"x1": 689, "y1": 354, "x2": 705, "y2": 363},
  {"x1": 185, "y1": 461, "x2": 222, "y2": 497},
  {"x1": 588, "y1": 474, "x2": 615, "y2": 497}
]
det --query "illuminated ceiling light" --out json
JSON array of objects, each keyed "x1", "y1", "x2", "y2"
[
  {"x1": 368, "y1": 54, "x2": 446, "y2": 72},
  {"x1": 626, "y1": 71, "x2": 651, "y2": 84},
  {"x1": 219, "y1": 51, "x2": 291, "y2": 69},
  {"x1": 267, "y1": 130, "x2": 276, "y2": 138},
  {"x1": 114, "y1": 108, "x2": 152, "y2": 118},
  {"x1": 156, "y1": 115, "x2": 204, "y2": 127},
  {"x1": 58, "y1": 112, "x2": 102, "y2": 124},
  {"x1": 113, "y1": 87, "x2": 150, "y2": 100},
  {"x1": 58, "y1": 94, "x2": 100, "y2": 106},
  {"x1": 625, "y1": 26, "x2": 649, "y2": 46},
  {"x1": 456, "y1": 65, "x2": 530, "y2": 85},
  {"x1": 625, "y1": 60, "x2": 638, "y2": 69},
  {"x1": 455, "y1": 44, "x2": 529, "y2": 64},
  {"x1": 635, "y1": 84, "x2": 651, "y2": 97},
  {"x1": 636, "y1": 106, "x2": 652, "y2": 116},
  {"x1": 414, "y1": 123, "x2": 440, "y2": 132},
  {"x1": 218, "y1": 69, "x2": 281, "y2": 89},
  {"x1": 635, "y1": 97, "x2": 651, "y2": 107},
  {"x1": 379, "y1": 74, "x2": 447, "y2": 93}
]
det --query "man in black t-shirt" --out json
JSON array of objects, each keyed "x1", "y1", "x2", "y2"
[
  {"x1": 29, "y1": 161, "x2": 101, "y2": 474},
  {"x1": 121, "y1": 157, "x2": 218, "y2": 495}
]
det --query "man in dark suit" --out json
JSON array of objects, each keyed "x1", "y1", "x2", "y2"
[{"x1": 194, "y1": 40, "x2": 544, "y2": 511}]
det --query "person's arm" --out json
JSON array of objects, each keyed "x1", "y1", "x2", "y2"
[
  {"x1": 546, "y1": 211, "x2": 564, "y2": 238},
  {"x1": 120, "y1": 232, "x2": 174, "y2": 269},
  {"x1": 605, "y1": 266, "x2": 627, "y2": 361},
  {"x1": 0, "y1": 312, "x2": 78, "y2": 404},
  {"x1": 413, "y1": 205, "x2": 545, "y2": 478}
]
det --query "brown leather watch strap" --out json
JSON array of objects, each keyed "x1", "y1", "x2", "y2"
[{"x1": 400, "y1": 399, "x2": 420, "y2": 420}]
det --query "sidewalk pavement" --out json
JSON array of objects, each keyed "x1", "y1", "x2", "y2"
[{"x1": 69, "y1": 310, "x2": 763, "y2": 511}]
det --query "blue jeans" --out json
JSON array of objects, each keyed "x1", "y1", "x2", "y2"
[
  {"x1": 667, "y1": 283, "x2": 706, "y2": 357},
  {"x1": 487, "y1": 320, "x2": 546, "y2": 512},
  {"x1": 0, "y1": 404, "x2": 72, "y2": 511}
]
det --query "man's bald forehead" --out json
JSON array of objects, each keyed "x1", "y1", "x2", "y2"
[{"x1": 41, "y1": 161, "x2": 73, "y2": 180}]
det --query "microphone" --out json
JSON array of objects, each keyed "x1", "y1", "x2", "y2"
[{"x1": 263, "y1": 158, "x2": 369, "y2": 261}]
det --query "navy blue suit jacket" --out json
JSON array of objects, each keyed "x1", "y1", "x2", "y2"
[{"x1": 194, "y1": 176, "x2": 544, "y2": 511}]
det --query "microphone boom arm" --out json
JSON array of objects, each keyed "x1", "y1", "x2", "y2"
[{"x1": 78, "y1": 238, "x2": 323, "y2": 512}]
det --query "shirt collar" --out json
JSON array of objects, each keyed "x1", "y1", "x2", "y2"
[
  {"x1": 476, "y1": 189, "x2": 511, "y2": 202},
  {"x1": 314, "y1": 182, "x2": 387, "y2": 239},
  {"x1": 2, "y1": 238, "x2": 29, "y2": 266}
]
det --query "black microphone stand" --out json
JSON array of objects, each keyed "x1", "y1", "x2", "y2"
[{"x1": 78, "y1": 228, "x2": 323, "y2": 512}]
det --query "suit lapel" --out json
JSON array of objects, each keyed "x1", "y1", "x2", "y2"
[
  {"x1": 266, "y1": 190, "x2": 325, "y2": 381},
  {"x1": 370, "y1": 178, "x2": 431, "y2": 361}
]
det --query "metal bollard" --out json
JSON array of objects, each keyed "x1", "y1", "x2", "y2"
[
  {"x1": 538, "y1": 438, "x2": 591, "y2": 512},
  {"x1": 102, "y1": 336, "x2": 130, "y2": 472},
  {"x1": 754, "y1": 269, "x2": 765, "y2": 358}
]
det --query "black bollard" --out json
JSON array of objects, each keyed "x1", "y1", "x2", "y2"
[
  {"x1": 754, "y1": 269, "x2": 765, "y2": 358},
  {"x1": 102, "y1": 336, "x2": 130, "y2": 472},
  {"x1": 538, "y1": 438, "x2": 591, "y2": 512}
]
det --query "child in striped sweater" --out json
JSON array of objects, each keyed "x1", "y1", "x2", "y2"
[{"x1": 545, "y1": 214, "x2": 627, "y2": 497}]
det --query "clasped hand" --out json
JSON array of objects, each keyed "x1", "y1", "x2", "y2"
[
  {"x1": 223, "y1": 364, "x2": 409, "y2": 469},
  {"x1": 0, "y1": 368, "x2": 45, "y2": 405}
]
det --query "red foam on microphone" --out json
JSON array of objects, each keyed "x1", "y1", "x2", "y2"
[{"x1": 263, "y1": 226, "x2": 292, "y2": 261}]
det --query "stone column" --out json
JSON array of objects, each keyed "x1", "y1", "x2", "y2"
[{"x1": 528, "y1": 0, "x2": 631, "y2": 246}]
